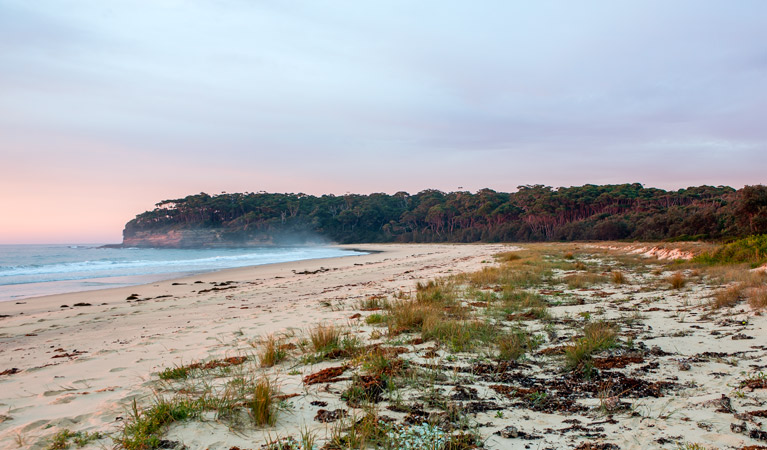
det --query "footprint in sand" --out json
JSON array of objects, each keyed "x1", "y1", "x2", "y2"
[
  {"x1": 21, "y1": 419, "x2": 51, "y2": 432},
  {"x1": 50, "y1": 395, "x2": 76, "y2": 405},
  {"x1": 42, "y1": 388, "x2": 77, "y2": 397}
]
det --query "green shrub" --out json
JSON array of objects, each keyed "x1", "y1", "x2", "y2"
[{"x1": 693, "y1": 235, "x2": 767, "y2": 267}]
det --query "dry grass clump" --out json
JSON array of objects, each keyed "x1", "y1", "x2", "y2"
[
  {"x1": 667, "y1": 272, "x2": 687, "y2": 289},
  {"x1": 565, "y1": 321, "x2": 618, "y2": 372},
  {"x1": 564, "y1": 252, "x2": 575, "y2": 260},
  {"x1": 385, "y1": 300, "x2": 442, "y2": 334},
  {"x1": 258, "y1": 334, "x2": 287, "y2": 368},
  {"x1": 749, "y1": 287, "x2": 767, "y2": 309},
  {"x1": 564, "y1": 272, "x2": 607, "y2": 289},
  {"x1": 498, "y1": 328, "x2": 541, "y2": 361},
  {"x1": 461, "y1": 249, "x2": 553, "y2": 289},
  {"x1": 249, "y1": 378, "x2": 277, "y2": 426},
  {"x1": 582, "y1": 321, "x2": 618, "y2": 349},
  {"x1": 611, "y1": 271, "x2": 628, "y2": 285},
  {"x1": 500, "y1": 289, "x2": 546, "y2": 310},
  {"x1": 309, "y1": 323, "x2": 341, "y2": 354},
  {"x1": 702, "y1": 265, "x2": 767, "y2": 285},
  {"x1": 359, "y1": 296, "x2": 387, "y2": 310},
  {"x1": 495, "y1": 251, "x2": 521, "y2": 262},
  {"x1": 465, "y1": 266, "x2": 503, "y2": 286},
  {"x1": 485, "y1": 257, "x2": 552, "y2": 288},
  {"x1": 712, "y1": 284, "x2": 744, "y2": 309},
  {"x1": 415, "y1": 280, "x2": 457, "y2": 305},
  {"x1": 420, "y1": 318, "x2": 498, "y2": 352}
]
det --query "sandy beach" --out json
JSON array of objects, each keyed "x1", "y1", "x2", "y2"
[
  {"x1": 2, "y1": 242, "x2": 767, "y2": 450},
  {"x1": 0, "y1": 243, "x2": 507, "y2": 448}
]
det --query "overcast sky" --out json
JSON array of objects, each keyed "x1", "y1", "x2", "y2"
[{"x1": 1, "y1": 1, "x2": 766, "y2": 243}]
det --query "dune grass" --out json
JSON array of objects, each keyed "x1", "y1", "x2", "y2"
[
  {"x1": 693, "y1": 235, "x2": 767, "y2": 267},
  {"x1": 565, "y1": 272, "x2": 607, "y2": 289},
  {"x1": 749, "y1": 287, "x2": 767, "y2": 309},
  {"x1": 712, "y1": 284, "x2": 744, "y2": 309},
  {"x1": 117, "y1": 397, "x2": 205, "y2": 450},
  {"x1": 667, "y1": 272, "x2": 687, "y2": 289},
  {"x1": 309, "y1": 323, "x2": 341, "y2": 354},
  {"x1": 249, "y1": 378, "x2": 277, "y2": 426},
  {"x1": 498, "y1": 328, "x2": 542, "y2": 361},
  {"x1": 258, "y1": 334, "x2": 287, "y2": 368},
  {"x1": 565, "y1": 321, "x2": 618, "y2": 373}
]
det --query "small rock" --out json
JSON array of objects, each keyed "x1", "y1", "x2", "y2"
[
  {"x1": 602, "y1": 396, "x2": 620, "y2": 411},
  {"x1": 498, "y1": 426, "x2": 519, "y2": 438},
  {"x1": 314, "y1": 409, "x2": 348, "y2": 423},
  {"x1": 732, "y1": 333, "x2": 754, "y2": 340},
  {"x1": 715, "y1": 394, "x2": 734, "y2": 413},
  {"x1": 677, "y1": 360, "x2": 691, "y2": 371},
  {"x1": 731, "y1": 422, "x2": 748, "y2": 434}
]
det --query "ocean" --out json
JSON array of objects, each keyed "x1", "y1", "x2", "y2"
[{"x1": 0, "y1": 244, "x2": 366, "y2": 302}]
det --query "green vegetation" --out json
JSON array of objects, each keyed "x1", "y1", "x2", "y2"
[
  {"x1": 117, "y1": 397, "x2": 205, "y2": 450},
  {"x1": 124, "y1": 184, "x2": 767, "y2": 244},
  {"x1": 693, "y1": 234, "x2": 767, "y2": 267},
  {"x1": 248, "y1": 378, "x2": 277, "y2": 426},
  {"x1": 564, "y1": 272, "x2": 607, "y2": 289},
  {"x1": 498, "y1": 328, "x2": 542, "y2": 360},
  {"x1": 309, "y1": 323, "x2": 341, "y2": 354},
  {"x1": 258, "y1": 334, "x2": 288, "y2": 368},
  {"x1": 118, "y1": 372, "x2": 280, "y2": 449},
  {"x1": 421, "y1": 319, "x2": 498, "y2": 352},
  {"x1": 45, "y1": 429, "x2": 103, "y2": 449},
  {"x1": 157, "y1": 365, "x2": 189, "y2": 381},
  {"x1": 565, "y1": 321, "x2": 618, "y2": 374},
  {"x1": 365, "y1": 313, "x2": 385, "y2": 324}
]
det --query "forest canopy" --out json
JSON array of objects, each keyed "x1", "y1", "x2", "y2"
[{"x1": 123, "y1": 184, "x2": 767, "y2": 244}]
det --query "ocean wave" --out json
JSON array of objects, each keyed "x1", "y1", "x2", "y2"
[{"x1": 0, "y1": 247, "x2": 360, "y2": 285}]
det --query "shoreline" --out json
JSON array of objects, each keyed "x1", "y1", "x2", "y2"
[
  {"x1": 0, "y1": 245, "x2": 375, "y2": 317},
  {"x1": 0, "y1": 245, "x2": 369, "y2": 305}
]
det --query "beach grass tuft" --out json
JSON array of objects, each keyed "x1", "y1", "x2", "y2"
[
  {"x1": 749, "y1": 286, "x2": 767, "y2": 309},
  {"x1": 258, "y1": 334, "x2": 288, "y2": 368},
  {"x1": 565, "y1": 321, "x2": 618, "y2": 373},
  {"x1": 667, "y1": 272, "x2": 687, "y2": 289},
  {"x1": 565, "y1": 273, "x2": 607, "y2": 289},
  {"x1": 611, "y1": 270, "x2": 627, "y2": 285},
  {"x1": 249, "y1": 378, "x2": 277, "y2": 426},
  {"x1": 713, "y1": 284, "x2": 743, "y2": 309},
  {"x1": 309, "y1": 323, "x2": 341, "y2": 354}
]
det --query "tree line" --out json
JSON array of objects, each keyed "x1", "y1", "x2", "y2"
[{"x1": 123, "y1": 184, "x2": 767, "y2": 244}]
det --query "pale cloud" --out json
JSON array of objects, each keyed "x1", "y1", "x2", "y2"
[{"x1": 1, "y1": 0, "x2": 766, "y2": 242}]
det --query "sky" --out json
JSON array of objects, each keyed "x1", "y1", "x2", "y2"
[{"x1": 1, "y1": 1, "x2": 766, "y2": 244}]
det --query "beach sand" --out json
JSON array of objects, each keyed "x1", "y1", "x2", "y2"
[
  {"x1": 2, "y1": 242, "x2": 767, "y2": 450},
  {"x1": 0, "y1": 243, "x2": 507, "y2": 448}
]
